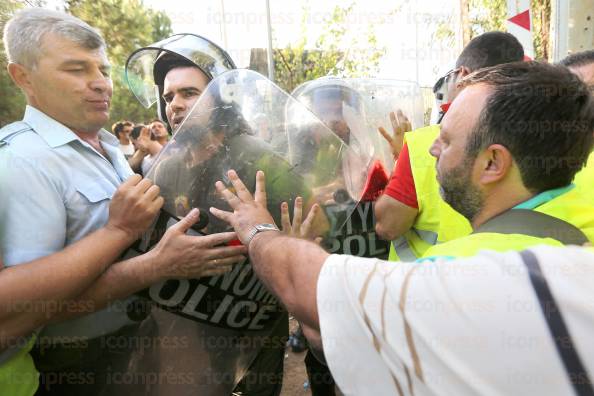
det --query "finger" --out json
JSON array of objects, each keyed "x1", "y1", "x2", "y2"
[
  {"x1": 134, "y1": 178, "x2": 154, "y2": 194},
  {"x1": 396, "y1": 110, "x2": 412, "y2": 133},
  {"x1": 215, "y1": 181, "x2": 242, "y2": 209},
  {"x1": 149, "y1": 196, "x2": 165, "y2": 213},
  {"x1": 201, "y1": 265, "x2": 234, "y2": 277},
  {"x1": 292, "y1": 197, "x2": 303, "y2": 230},
  {"x1": 200, "y1": 231, "x2": 243, "y2": 247},
  {"x1": 204, "y1": 245, "x2": 249, "y2": 260},
  {"x1": 404, "y1": 118, "x2": 412, "y2": 132},
  {"x1": 120, "y1": 174, "x2": 142, "y2": 188},
  {"x1": 227, "y1": 170, "x2": 253, "y2": 203},
  {"x1": 140, "y1": 126, "x2": 150, "y2": 138},
  {"x1": 144, "y1": 184, "x2": 161, "y2": 202},
  {"x1": 254, "y1": 170, "x2": 267, "y2": 206},
  {"x1": 280, "y1": 202, "x2": 291, "y2": 233},
  {"x1": 209, "y1": 207, "x2": 234, "y2": 224},
  {"x1": 300, "y1": 203, "x2": 318, "y2": 237},
  {"x1": 378, "y1": 126, "x2": 393, "y2": 144},
  {"x1": 210, "y1": 255, "x2": 245, "y2": 266},
  {"x1": 170, "y1": 208, "x2": 201, "y2": 234},
  {"x1": 389, "y1": 111, "x2": 399, "y2": 132}
]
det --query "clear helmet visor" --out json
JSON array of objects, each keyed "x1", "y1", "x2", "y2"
[
  {"x1": 125, "y1": 34, "x2": 236, "y2": 109},
  {"x1": 144, "y1": 69, "x2": 363, "y2": 235}
]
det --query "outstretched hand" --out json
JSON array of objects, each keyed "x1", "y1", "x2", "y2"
[
  {"x1": 210, "y1": 170, "x2": 277, "y2": 246},
  {"x1": 281, "y1": 197, "x2": 323, "y2": 243}
]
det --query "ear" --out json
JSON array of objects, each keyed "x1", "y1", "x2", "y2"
[
  {"x1": 477, "y1": 144, "x2": 513, "y2": 185},
  {"x1": 457, "y1": 66, "x2": 472, "y2": 79},
  {"x1": 7, "y1": 63, "x2": 34, "y2": 97}
]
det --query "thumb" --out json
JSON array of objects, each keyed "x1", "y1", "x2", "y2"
[{"x1": 172, "y1": 208, "x2": 200, "y2": 233}]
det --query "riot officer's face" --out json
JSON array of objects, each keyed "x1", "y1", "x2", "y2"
[
  {"x1": 316, "y1": 100, "x2": 350, "y2": 142},
  {"x1": 163, "y1": 66, "x2": 210, "y2": 131},
  {"x1": 11, "y1": 33, "x2": 112, "y2": 134}
]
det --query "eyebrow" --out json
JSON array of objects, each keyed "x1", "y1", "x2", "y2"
[
  {"x1": 60, "y1": 59, "x2": 111, "y2": 73},
  {"x1": 163, "y1": 86, "x2": 202, "y2": 97}
]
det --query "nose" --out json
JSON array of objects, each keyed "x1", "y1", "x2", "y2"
[
  {"x1": 170, "y1": 94, "x2": 186, "y2": 114},
  {"x1": 429, "y1": 138, "x2": 441, "y2": 159},
  {"x1": 89, "y1": 69, "x2": 111, "y2": 94}
]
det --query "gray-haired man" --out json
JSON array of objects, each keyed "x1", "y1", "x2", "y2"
[{"x1": 0, "y1": 8, "x2": 246, "y2": 395}]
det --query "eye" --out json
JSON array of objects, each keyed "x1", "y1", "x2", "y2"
[
  {"x1": 184, "y1": 90, "x2": 200, "y2": 98},
  {"x1": 163, "y1": 94, "x2": 173, "y2": 104}
]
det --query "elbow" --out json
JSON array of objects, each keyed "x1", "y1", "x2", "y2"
[{"x1": 375, "y1": 220, "x2": 398, "y2": 241}]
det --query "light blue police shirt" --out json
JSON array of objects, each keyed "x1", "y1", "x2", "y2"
[{"x1": 0, "y1": 105, "x2": 139, "y2": 341}]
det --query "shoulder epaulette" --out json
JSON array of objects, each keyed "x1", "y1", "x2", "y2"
[{"x1": 0, "y1": 122, "x2": 32, "y2": 148}]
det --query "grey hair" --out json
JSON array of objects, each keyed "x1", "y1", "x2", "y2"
[{"x1": 3, "y1": 8, "x2": 106, "y2": 69}]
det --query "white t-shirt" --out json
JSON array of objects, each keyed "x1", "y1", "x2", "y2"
[
  {"x1": 141, "y1": 154, "x2": 155, "y2": 176},
  {"x1": 118, "y1": 142, "x2": 135, "y2": 157},
  {"x1": 317, "y1": 246, "x2": 594, "y2": 396}
]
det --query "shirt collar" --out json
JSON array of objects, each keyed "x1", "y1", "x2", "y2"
[
  {"x1": 23, "y1": 105, "x2": 116, "y2": 148},
  {"x1": 514, "y1": 184, "x2": 575, "y2": 210}
]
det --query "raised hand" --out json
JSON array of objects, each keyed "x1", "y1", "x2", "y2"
[{"x1": 378, "y1": 109, "x2": 411, "y2": 160}]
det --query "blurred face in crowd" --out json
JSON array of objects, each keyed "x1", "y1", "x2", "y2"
[
  {"x1": 121, "y1": 124, "x2": 133, "y2": 139},
  {"x1": 12, "y1": 33, "x2": 112, "y2": 134},
  {"x1": 163, "y1": 66, "x2": 210, "y2": 131},
  {"x1": 150, "y1": 120, "x2": 168, "y2": 139},
  {"x1": 429, "y1": 84, "x2": 492, "y2": 221}
]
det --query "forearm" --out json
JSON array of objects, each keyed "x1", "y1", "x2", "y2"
[
  {"x1": 128, "y1": 150, "x2": 146, "y2": 173},
  {"x1": 0, "y1": 226, "x2": 135, "y2": 348},
  {"x1": 249, "y1": 233, "x2": 329, "y2": 330},
  {"x1": 148, "y1": 142, "x2": 163, "y2": 156},
  {"x1": 374, "y1": 194, "x2": 418, "y2": 240},
  {"x1": 50, "y1": 250, "x2": 163, "y2": 323}
]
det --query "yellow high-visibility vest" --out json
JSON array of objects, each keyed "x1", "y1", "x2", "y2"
[{"x1": 389, "y1": 126, "x2": 471, "y2": 261}]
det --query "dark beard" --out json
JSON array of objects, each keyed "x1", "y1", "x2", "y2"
[{"x1": 438, "y1": 157, "x2": 483, "y2": 222}]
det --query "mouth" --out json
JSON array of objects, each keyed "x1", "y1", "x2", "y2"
[
  {"x1": 172, "y1": 116, "x2": 185, "y2": 130},
  {"x1": 87, "y1": 99, "x2": 110, "y2": 111}
]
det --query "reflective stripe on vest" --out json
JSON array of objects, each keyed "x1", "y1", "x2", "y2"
[{"x1": 388, "y1": 125, "x2": 471, "y2": 261}]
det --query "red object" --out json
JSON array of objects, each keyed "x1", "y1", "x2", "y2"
[
  {"x1": 439, "y1": 103, "x2": 451, "y2": 114},
  {"x1": 508, "y1": 10, "x2": 531, "y2": 31},
  {"x1": 383, "y1": 144, "x2": 418, "y2": 209},
  {"x1": 228, "y1": 238, "x2": 244, "y2": 246},
  {"x1": 361, "y1": 159, "x2": 389, "y2": 202}
]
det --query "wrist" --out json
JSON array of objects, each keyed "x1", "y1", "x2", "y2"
[
  {"x1": 139, "y1": 248, "x2": 168, "y2": 284},
  {"x1": 249, "y1": 230, "x2": 281, "y2": 252},
  {"x1": 103, "y1": 223, "x2": 138, "y2": 245}
]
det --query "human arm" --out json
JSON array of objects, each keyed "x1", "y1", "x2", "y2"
[
  {"x1": 0, "y1": 175, "x2": 163, "y2": 349},
  {"x1": 49, "y1": 209, "x2": 247, "y2": 322},
  {"x1": 128, "y1": 147, "x2": 148, "y2": 173},
  {"x1": 374, "y1": 143, "x2": 419, "y2": 240},
  {"x1": 210, "y1": 170, "x2": 329, "y2": 332}
]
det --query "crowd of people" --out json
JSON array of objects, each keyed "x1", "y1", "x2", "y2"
[{"x1": 0, "y1": 6, "x2": 593, "y2": 396}]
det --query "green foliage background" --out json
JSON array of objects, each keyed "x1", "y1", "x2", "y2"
[
  {"x1": 272, "y1": 2, "x2": 388, "y2": 94},
  {"x1": 0, "y1": 0, "x2": 172, "y2": 128}
]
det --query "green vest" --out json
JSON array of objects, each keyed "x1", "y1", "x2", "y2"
[
  {"x1": 388, "y1": 126, "x2": 471, "y2": 261},
  {"x1": 574, "y1": 151, "x2": 594, "y2": 198},
  {"x1": 389, "y1": 128, "x2": 594, "y2": 262},
  {"x1": 421, "y1": 232, "x2": 563, "y2": 259},
  {"x1": 0, "y1": 336, "x2": 39, "y2": 396},
  {"x1": 422, "y1": 185, "x2": 594, "y2": 259}
]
